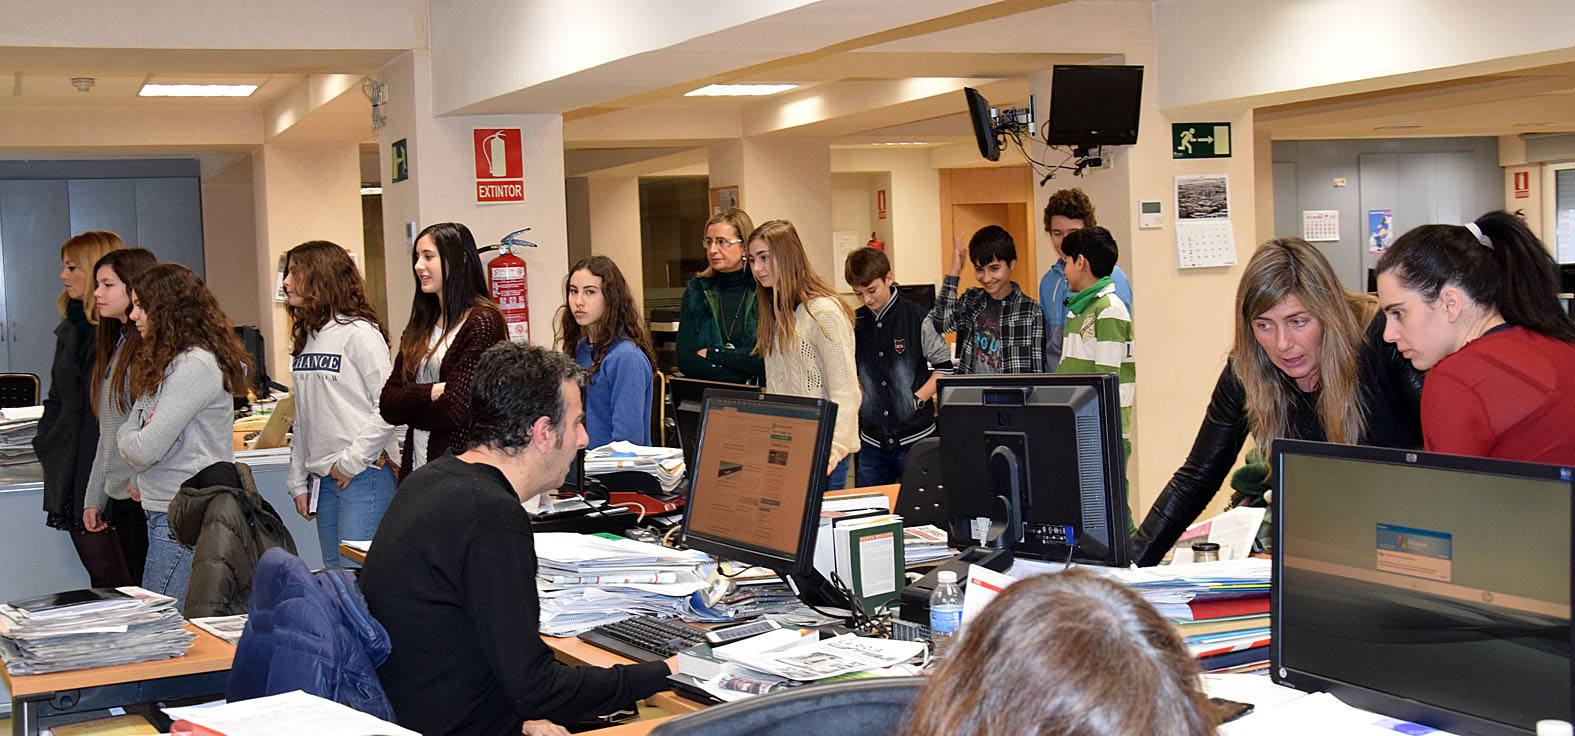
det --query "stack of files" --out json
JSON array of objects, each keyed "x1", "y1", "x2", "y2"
[
  {"x1": 534, "y1": 532, "x2": 712, "y2": 636},
  {"x1": 0, "y1": 405, "x2": 42, "y2": 467},
  {"x1": 583, "y1": 441, "x2": 685, "y2": 493},
  {"x1": 1100, "y1": 558, "x2": 1271, "y2": 672},
  {"x1": 902, "y1": 525, "x2": 954, "y2": 564},
  {"x1": 0, "y1": 587, "x2": 195, "y2": 675}
]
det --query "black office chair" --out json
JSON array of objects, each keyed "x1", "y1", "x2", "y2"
[
  {"x1": 892, "y1": 437, "x2": 948, "y2": 530},
  {"x1": 649, "y1": 677, "x2": 925, "y2": 736},
  {"x1": 0, "y1": 373, "x2": 40, "y2": 408}
]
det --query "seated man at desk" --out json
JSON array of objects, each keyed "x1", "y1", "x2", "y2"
[{"x1": 361, "y1": 342, "x2": 674, "y2": 736}]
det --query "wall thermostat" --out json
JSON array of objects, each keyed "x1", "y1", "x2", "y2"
[{"x1": 1139, "y1": 200, "x2": 1163, "y2": 229}]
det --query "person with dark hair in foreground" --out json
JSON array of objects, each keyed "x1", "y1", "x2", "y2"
[
  {"x1": 906, "y1": 569, "x2": 1217, "y2": 736},
  {"x1": 361, "y1": 343, "x2": 673, "y2": 736},
  {"x1": 1377, "y1": 211, "x2": 1575, "y2": 464}
]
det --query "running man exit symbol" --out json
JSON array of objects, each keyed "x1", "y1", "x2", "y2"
[{"x1": 1172, "y1": 123, "x2": 1232, "y2": 159}]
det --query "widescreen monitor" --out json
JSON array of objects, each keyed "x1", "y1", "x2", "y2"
[
  {"x1": 679, "y1": 390, "x2": 836, "y2": 577},
  {"x1": 935, "y1": 373, "x2": 1130, "y2": 567},
  {"x1": 1045, "y1": 64, "x2": 1144, "y2": 147},
  {"x1": 1272, "y1": 440, "x2": 1573, "y2": 735},
  {"x1": 964, "y1": 87, "x2": 1001, "y2": 162}
]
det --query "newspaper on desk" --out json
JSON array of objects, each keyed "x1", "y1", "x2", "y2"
[
  {"x1": 534, "y1": 532, "x2": 713, "y2": 636},
  {"x1": 0, "y1": 586, "x2": 195, "y2": 675},
  {"x1": 164, "y1": 690, "x2": 419, "y2": 736},
  {"x1": 584, "y1": 441, "x2": 686, "y2": 493},
  {"x1": 725, "y1": 634, "x2": 925, "y2": 682}
]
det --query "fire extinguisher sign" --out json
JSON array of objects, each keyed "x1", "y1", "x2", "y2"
[{"x1": 473, "y1": 128, "x2": 525, "y2": 204}]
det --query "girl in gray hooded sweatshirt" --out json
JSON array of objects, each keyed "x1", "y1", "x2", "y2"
[
  {"x1": 281, "y1": 241, "x2": 399, "y2": 568},
  {"x1": 118, "y1": 264, "x2": 250, "y2": 608}
]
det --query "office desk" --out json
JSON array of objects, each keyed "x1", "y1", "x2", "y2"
[{"x1": 1, "y1": 625, "x2": 233, "y2": 736}]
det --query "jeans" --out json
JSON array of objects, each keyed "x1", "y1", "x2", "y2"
[
  {"x1": 314, "y1": 464, "x2": 397, "y2": 568},
  {"x1": 827, "y1": 455, "x2": 852, "y2": 491},
  {"x1": 856, "y1": 441, "x2": 913, "y2": 487},
  {"x1": 143, "y1": 511, "x2": 194, "y2": 609}
]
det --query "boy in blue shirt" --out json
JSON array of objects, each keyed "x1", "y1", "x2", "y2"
[
  {"x1": 845, "y1": 247, "x2": 954, "y2": 485},
  {"x1": 1039, "y1": 188, "x2": 1133, "y2": 369}
]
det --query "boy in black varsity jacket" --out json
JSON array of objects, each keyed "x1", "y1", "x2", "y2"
[{"x1": 844, "y1": 247, "x2": 954, "y2": 486}]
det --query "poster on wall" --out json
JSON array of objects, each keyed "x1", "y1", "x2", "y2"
[
  {"x1": 1174, "y1": 174, "x2": 1236, "y2": 269},
  {"x1": 1368, "y1": 210, "x2": 1394, "y2": 254},
  {"x1": 473, "y1": 128, "x2": 524, "y2": 204},
  {"x1": 391, "y1": 138, "x2": 409, "y2": 183},
  {"x1": 709, "y1": 185, "x2": 740, "y2": 214},
  {"x1": 1301, "y1": 210, "x2": 1340, "y2": 242}
]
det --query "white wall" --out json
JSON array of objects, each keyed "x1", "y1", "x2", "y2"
[
  {"x1": 832, "y1": 147, "x2": 942, "y2": 288},
  {"x1": 1153, "y1": 0, "x2": 1575, "y2": 109},
  {"x1": 202, "y1": 154, "x2": 261, "y2": 330},
  {"x1": 587, "y1": 175, "x2": 645, "y2": 312}
]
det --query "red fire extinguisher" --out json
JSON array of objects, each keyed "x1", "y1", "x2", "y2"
[
  {"x1": 488, "y1": 237, "x2": 531, "y2": 344},
  {"x1": 867, "y1": 231, "x2": 885, "y2": 250}
]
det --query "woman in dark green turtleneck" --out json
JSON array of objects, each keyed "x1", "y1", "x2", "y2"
[{"x1": 676, "y1": 208, "x2": 765, "y2": 384}]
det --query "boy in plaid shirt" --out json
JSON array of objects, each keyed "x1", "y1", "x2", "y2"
[{"x1": 928, "y1": 226, "x2": 1045, "y2": 374}]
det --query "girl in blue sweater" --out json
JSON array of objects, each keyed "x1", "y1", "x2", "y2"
[{"x1": 557, "y1": 256, "x2": 655, "y2": 448}]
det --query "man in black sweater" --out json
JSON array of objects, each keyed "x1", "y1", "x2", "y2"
[{"x1": 361, "y1": 343, "x2": 674, "y2": 736}]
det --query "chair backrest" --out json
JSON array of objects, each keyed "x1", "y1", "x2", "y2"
[
  {"x1": 653, "y1": 369, "x2": 669, "y2": 447},
  {"x1": 650, "y1": 677, "x2": 925, "y2": 736},
  {"x1": 0, "y1": 373, "x2": 40, "y2": 408},
  {"x1": 893, "y1": 436, "x2": 948, "y2": 530}
]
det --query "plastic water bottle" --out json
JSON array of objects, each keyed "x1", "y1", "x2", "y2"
[{"x1": 929, "y1": 570, "x2": 964, "y2": 659}]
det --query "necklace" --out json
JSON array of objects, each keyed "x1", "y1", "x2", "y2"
[{"x1": 718, "y1": 288, "x2": 749, "y2": 349}]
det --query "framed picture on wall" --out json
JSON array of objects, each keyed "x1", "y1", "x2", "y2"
[{"x1": 709, "y1": 185, "x2": 740, "y2": 214}]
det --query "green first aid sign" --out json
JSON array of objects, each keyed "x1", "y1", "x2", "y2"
[{"x1": 1172, "y1": 123, "x2": 1231, "y2": 159}]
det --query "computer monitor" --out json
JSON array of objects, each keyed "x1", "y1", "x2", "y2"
[
  {"x1": 679, "y1": 389, "x2": 836, "y2": 578},
  {"x1": 1045, "y1": 65, "x2": 1144, "y2": 148},
  {"x1": 935, "y1": 373, "x2": 1131, "y2": 567},
  {"x1": 964, "y1": 87, "x2": 1002, "y2": 162},
  {"x1": 895, "y1": 283, "x2": 936, "y2": 314},
  {"x1": 667, "y1": 376, "x2": 755, "y2": 479},
  {"x1": 1272, "y1": 439, "x2": 1573, "y2": 735}
]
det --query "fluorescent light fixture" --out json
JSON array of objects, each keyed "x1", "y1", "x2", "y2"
[
  {"x1": 1373, "y1": 124, "x2": 1421, "y2": 131},
  {"x1": 139, "y1": 83, "x2": 258, "y2": 97},
  {"x1": 685, "y1": 84, "x2": 797, "y2": 97},
  {"x1": 360, "y1": 186, "x2": 383, "y2": 196},
  {"x1": 877, "y1": 141, "x2": 929, "y2": 146}
]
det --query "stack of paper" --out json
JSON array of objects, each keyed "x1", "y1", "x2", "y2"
[
  {"x1": 902, "y1": 525, "x2": 953, "y2": 564},
  {"x1": 535, "y1": 533, "x2": 712, "y2": 636},
  {"x1": 583, "y1": 441, "x2": 685, "y2": 493},
  {"x1": 0, "y1": 587, "x2": 195, "y2": 675},
  {"x1": 1104, "y1": 558, "x2": 1272, "y2": 672},
  {"x1": 164, "y1": 690, "x2": 418, "y2": 736},
  {"x1": 0, "y1": 405, "x2": 42, "y2": 467}
]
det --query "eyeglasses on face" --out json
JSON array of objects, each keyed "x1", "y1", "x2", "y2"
[{"x1": 702, "y1": 237, "x2": 743, "y2": 249}]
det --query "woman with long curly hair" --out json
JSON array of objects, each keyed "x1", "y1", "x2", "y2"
[
  {"x1": 118, "y1": 263, "x2": 251, "y2": 605},
  {"x1": 557, "y1": 255, "x2": 655, "y2": 447},
  {"x1": 907, "y1": 569, "x2": 1217, "y2": 736},
  {"x1": 748, "y1": 220, "x2": 860, "y2": 489},
  {"x1": 380, "y1": 222, "x2": 505, "y2": 478},
  {"x1": 282, "y1": 241, "x2": 400, "y2": 568},
  {"x1": 80, "y1": 247, "x2": 157, "y2": 585},
  {"x1": 36, "y1": 231, "x2": 128, "y2": 586},
  {"x1": 1131, "y1": 239, "x2": 1423, "y2": 565}
]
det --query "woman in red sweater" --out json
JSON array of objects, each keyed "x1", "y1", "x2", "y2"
[
  {"x1": 380, "y1": 222, "x2": 506, "y2": 479},
  {"x1": 1376, "y1": 210, "x2": 1575, "y2": 464}
]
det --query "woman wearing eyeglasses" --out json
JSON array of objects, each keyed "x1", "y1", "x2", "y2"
[{"x1": 676, "y1": 208, "x2": 765, "y2": 385}]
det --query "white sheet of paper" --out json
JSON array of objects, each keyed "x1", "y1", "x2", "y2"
[
  {"x1": 960, "y1": 564, "x2": 1016, "y2": 625},
  {"x1": 1170, "y1": 506, "x2": 1266, "y2": 563},
  {"x1": 164, "y1": 690, "x2": 419, "y2": 736}
]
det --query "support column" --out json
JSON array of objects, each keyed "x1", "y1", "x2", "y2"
[
  {"x1": 375, "y1": 50, "x2": 569, "y2": 349},
  {"x1": 709, "y1": 137, "x2": 834, "y2": 278},
  {"x1": 586, "y1": 175, "x2": 645, "y2": 311},
  {"x1": 252, "y1": 142, "x2": 363, "y2": 381}
]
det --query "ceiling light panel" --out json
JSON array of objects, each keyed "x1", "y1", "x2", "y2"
[
  {"x1": 139, "y1": 83, "x2": 258, "y2": 97},
  {"x1": 685, "y1": 84, "x2": 798, "y2": 97}
]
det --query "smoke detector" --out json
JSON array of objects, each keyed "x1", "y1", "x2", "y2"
[{"x1": 70, "y1": 77, "x2": 95, "y2": 93}]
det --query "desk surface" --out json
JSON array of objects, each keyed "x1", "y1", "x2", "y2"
[{"x1": 1, "y1": 624, "x2": 233, "y2": 698}]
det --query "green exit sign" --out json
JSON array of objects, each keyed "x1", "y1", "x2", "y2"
[{"x1": 1172, "y1": 123, "x2": 1232, "y2": 159}]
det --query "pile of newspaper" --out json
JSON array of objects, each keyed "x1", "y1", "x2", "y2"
[
  {"x1": 0, "y1": 405, "x2": 43, "y2": 467},
  {"x1": 0, "y1": 587, "x2": 195, "y2": 675},
  {"x1": 583, "y1": 441, "x2": 685, "y2": 494},
  {"x1": 535, "y1": 533, "x2": 713, "y2": 636},
  {"x1": 902, "y1": 525, "x2": 954, "y2": 564}
]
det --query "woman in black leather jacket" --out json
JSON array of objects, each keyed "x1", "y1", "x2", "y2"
[{"x1": 1132, "y1": 239, "x2": 1423, "y2": 566}]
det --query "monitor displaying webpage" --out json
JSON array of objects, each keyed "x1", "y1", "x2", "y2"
[{"x1": 686, "y1": 397, "x2": 822, "y2": 556}]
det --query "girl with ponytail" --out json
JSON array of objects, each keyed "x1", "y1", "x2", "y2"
[{"x1": 1376, "y1": 210, "x2": 1575, "y2": 463}]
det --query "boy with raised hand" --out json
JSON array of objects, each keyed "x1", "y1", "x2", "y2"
[
  {"x1": 845, "y1": 247, "x2": 954, "y2": 485},
  {"x1": 927, "y1": 225, "x2": 1045, "y2": 375}
]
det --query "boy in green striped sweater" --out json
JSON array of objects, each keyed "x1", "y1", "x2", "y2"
[{"x1": 1055, "y1": 226, "x2": 1134, "y2": 521}]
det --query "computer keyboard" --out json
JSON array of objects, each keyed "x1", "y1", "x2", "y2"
[{"x1": 579, "y1": 615, "x2": 707, "y2": 663}]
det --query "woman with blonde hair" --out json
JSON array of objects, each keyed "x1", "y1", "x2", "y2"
[
  {"x1": 748, "y1": 220, "x2": 860, "y2": 489},
  {"x1": 281, "y1": 241, "x2": 399, "y2": 568},
  {"x1": 1132, "y1": 238, "x2": 1423, "y2": 565},
  {"x1": 907, "y1": 569, "x2": 1217, "y2": 736},
  {"x1": 120, "y1": 264, "x2": 252, "y2": 605},
  {"x1": 677, "y1": 208, "x2": 765, "y2": 384},
  {"x1": 36, "y1": 231, "x2": 129, "y2": 586}
]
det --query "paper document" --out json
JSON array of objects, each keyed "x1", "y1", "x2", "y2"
[
  {"x1": 1170, "y1": 507, "x2": 1265, "y2": 563},
  {"x1": 164, "y1": 690, "x2": 419, "y2": 736},
  {"x1": 190, "y1": 614, "x2": 248, "y2": 644},
  {"x1": 727, "y1": 634, "x2": 924, "y2": 681},
  {"x1": 961, "y1": 564, "x2": 1014, "y2": 625}
]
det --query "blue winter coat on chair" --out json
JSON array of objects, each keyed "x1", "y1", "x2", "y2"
[{"x1": 227, "y1": 547, "x2": 396, "y2": 722}]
